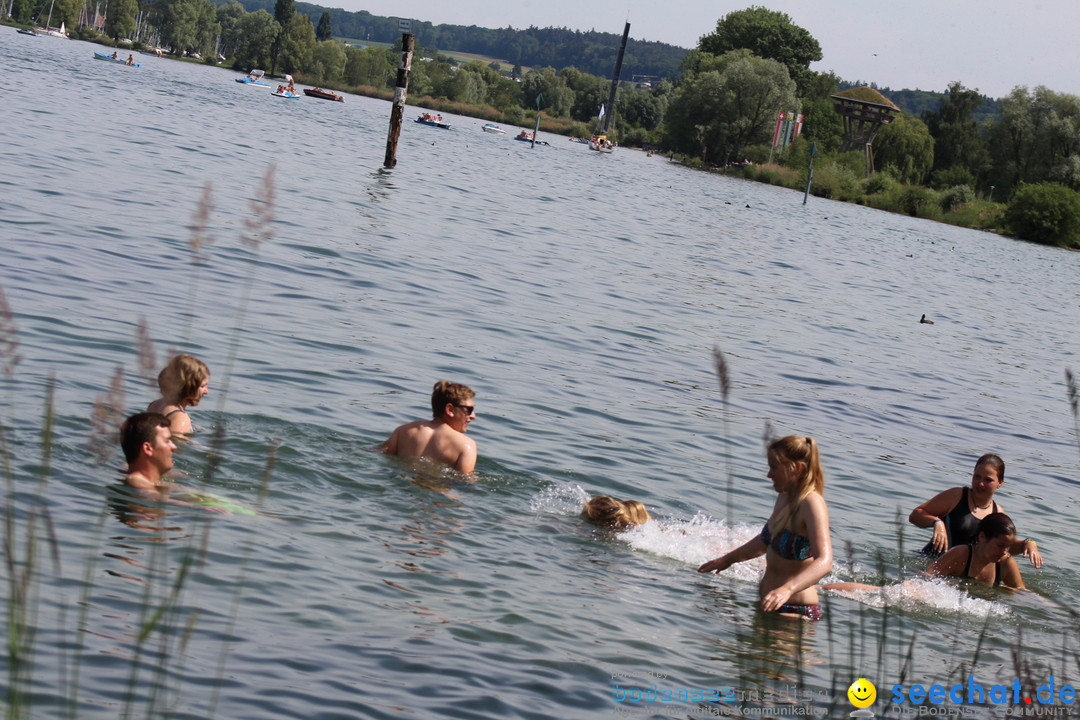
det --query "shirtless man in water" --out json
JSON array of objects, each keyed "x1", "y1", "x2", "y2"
[
  {"x1": 120, "y1": 412, "x2": 178, "y2": 498},
  {"x1": 380, "y1": 380, "x2": 478, "y2": 474}
]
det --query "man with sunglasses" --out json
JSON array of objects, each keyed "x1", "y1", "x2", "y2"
[{"x1": 380, "y1": 380, "x2": 478, "y2": 474}]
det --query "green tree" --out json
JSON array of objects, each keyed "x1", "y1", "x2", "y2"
[
  {"x1": 343, "y1": 45, "x2": 397, "y2": 88},
  {"x1": 103, "y1": 0, "x2": 138, "y2": 40},
  {"x1": 520, "y1": 67, "x2": 573, "y2": 116},
  {"x1": 698, "y1": 6, "x2": 821, "y2": 94},
  {"x1": 316, "y1": 11, "x2": 332, "y2": 41},
  {"x1": 1004, "y1": 182, "x2": 1080, "y2": 247},
  {"x1": 217, "y1": 0, "x2": 246, "y2": 59},
  {"x1": 309, "y1": 39, "x2": 346, "y2": 82},
  {"x1": 922, "y1": 81, "x2": 990, "y2": 184},
  {"x1": 873, "y1": 113, "x2": 935, "y2": 185},
  {"x1": 270, "y1": 0, "x2": 294, "y2": 73},
  {"x1": 987, "y1": 86, "x2": 1080, "y2": 193},
  {"x1": 280, "y1": 12, "x2": 315, "y2": 74},
  {"x1": 664, "y1": 50, "x2": 797, "y2": 165},
  {"x1": 234, "y1": 10, "x2": 279, "y2": 70}
]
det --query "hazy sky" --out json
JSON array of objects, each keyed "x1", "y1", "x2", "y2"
[{"x1": 335, "y1": 0, "x2": 1080, "y2": 99}]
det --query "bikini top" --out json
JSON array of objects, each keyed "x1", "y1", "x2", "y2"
[
  {"x1": 963, "y1": 543, "x2": 1003, "y2": 587},
  {"x1": 163, "y1": 407, "x2": 184, "y2": 418},
  {"x1": 761, "y1": 522, "x2": 812, "y2": 561}
]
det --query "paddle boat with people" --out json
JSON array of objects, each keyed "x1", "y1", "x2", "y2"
[
  {"x1": 415, "y1": 113, "x2": 451, "y2": 129},
  {"x1": 303, "y1": 87, "x2": 344, "y2": 102},
  {"x1": 94, "y1": 51, "x2": 139, "y2": 67},
  {"x1": 236, "y1": 69, "x2": 270, "y2": 87},
  {"x1": 271, "y1": 89, "x2": 300, "y2": 99},
  {"x1": 514, "y1": 130, "x2": 549, "y2": 145}
]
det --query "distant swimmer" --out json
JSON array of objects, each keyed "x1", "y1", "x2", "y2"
[
  {"x1": 583, "y1": 496, "x2": 652, "y2": 528},
  {"x1": 147, "y1": 354, "x2": 210, "y2": 435},
  {"x1": 920, "y1": 314, "x2": 934, "y2": 324},
  {"x1": 381, "y1": 380, "x2": 478, "y2": 474}
]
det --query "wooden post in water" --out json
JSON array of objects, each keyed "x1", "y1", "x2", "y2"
[{"x1": 384, "y1": 23, "x2": 414, "y2": 169}]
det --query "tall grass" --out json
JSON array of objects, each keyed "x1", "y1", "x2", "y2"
[{"x1": 0, "y1": 168, "x2": 281, "y2": 719}]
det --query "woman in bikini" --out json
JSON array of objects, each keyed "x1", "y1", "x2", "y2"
[
  {"x1": 909, "y1": 453, "x2": 1041, "y2": 567},
  {"x1": 146, "y1": 354, "x2": 210, "y2": 435},
  {"x1": 698, "y1": 435, "x2": 832, "y2": 620},
  {"x1": 824, "y1": 512, "x2": 1025, "y2": 592}
]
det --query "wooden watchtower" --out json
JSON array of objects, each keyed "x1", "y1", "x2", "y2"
[{"x1": 830, "y1": 87, "x2": 900, "y2": 175}]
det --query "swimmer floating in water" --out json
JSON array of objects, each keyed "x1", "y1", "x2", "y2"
[
  {"x1": 583, "y1": 495, "x2": 652, "y2": 528},
  {"x1": 824, "y1": 512, "x2": 1026, "y2": 593},
  {"x1": 698, "y1": 435, "x2": 833, "y2": 620}
]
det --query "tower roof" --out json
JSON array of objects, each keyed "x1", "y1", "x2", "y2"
[{"x1": 830, "y1": 86, "x2": 900, "y2": 111}]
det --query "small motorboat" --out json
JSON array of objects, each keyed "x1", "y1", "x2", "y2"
[
  {"x1": 482, "y1": 123, "x2": 505, "y2": 134},
  {"x1": 93, "y1": 52, "x2": 140, "y2": 67},
  {"x1": 16, "y1": 28, "x2": 41, "y2": 36},
  {"x1": 568, "y1": 137, "x2": 590, "y2": 144},
  {"x1": 303, "y1": 87, "x2": 344, "y2": 102}
]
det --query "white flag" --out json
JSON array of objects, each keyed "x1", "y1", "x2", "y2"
[{"x1": 598, "y1": 104, "x2": 605, "y2": 120}]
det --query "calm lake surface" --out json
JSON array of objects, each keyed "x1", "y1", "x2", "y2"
[{"x1": 3, "y1": 31, "x2": 1080, "y2": 720}]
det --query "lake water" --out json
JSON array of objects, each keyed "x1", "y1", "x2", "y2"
[{"x1": 3, "y1": 31, "x2": 1080, "y2": 720}]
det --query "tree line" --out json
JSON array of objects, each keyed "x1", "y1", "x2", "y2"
[
  {"x1": 232, "y1": 0, "x2": 687, "y2": 79},
  {"x1": 10, "y1": 0, "x2": 1079, "y2": 244}
]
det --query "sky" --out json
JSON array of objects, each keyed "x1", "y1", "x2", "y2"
[{"x1": 332, "y1": 0, "x2": 1080, "y2": 99}]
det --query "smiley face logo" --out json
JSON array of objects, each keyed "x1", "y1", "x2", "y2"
[{"x1": 847, "y1": 678, "x2": 877, "y2": 708}]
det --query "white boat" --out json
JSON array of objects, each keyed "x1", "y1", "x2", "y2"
[
  {"x1": 482, "y1": 123, "x2": 506, "y2": 134},
  {"x1": 35, "y1": 0, "x2": 68, "y2": 38}
]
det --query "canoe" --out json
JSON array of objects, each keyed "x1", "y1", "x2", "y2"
[
  {"x1": 304, "y1": 88, "x2": 344, "y2": 102},
  {"x1": 93, "y1": 52, "x2": 140, "y2": 67}
]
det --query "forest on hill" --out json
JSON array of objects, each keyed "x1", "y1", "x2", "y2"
[{"x1": 233, "y1": 0, "x2": 689, "y2": 79}]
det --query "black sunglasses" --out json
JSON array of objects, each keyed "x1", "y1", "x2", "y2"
[{"x1": 454, "y1": 404, "x2": 476, "y2": 415}]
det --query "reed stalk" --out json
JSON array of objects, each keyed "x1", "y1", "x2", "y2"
[{"x1": 712, "y1": 347, "x2": 733, "y2": 528}]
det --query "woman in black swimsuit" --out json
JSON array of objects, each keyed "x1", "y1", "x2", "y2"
[
  {"x1": 909, "y1": 454, "x2": 1041, "y2": 568},
  {"x1": 146, "y1": 354, "x2": 210, "y2": 435}
]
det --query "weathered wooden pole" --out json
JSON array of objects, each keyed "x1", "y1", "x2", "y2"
[{"x1": 384, "y1": 23, "x2": 414, "y2": 169}]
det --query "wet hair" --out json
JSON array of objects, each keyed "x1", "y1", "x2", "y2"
[
  {"x1": 430, "y1": 380, "x2": 475, "y2": 419},
  {"x1": 977, "y1": 512, "x2": 1015, "y2": 541},
  {"x1": 583, "y1": 496, "x2": 652, "y2": 527},
  {"x1": 974, "y1": 453, "x2": 1005, "y2": 483},
  {"x1": 768, "y1": 435, "x2": 825, "y2": 531},
  {"x1": 120, "y1": 412, "x2": 170, "y2": 463},
  {"x1": 158, "y1": 354, "x2": 210, "y2": 405}
]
